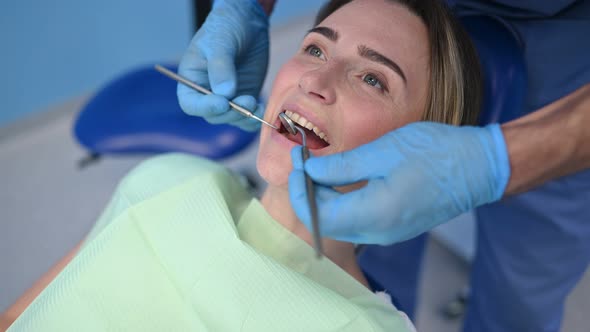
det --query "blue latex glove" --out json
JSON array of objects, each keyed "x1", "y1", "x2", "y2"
[
  {"x1": 177, "y1": 0, "x2": 269, "y2": 132},
  {"x1": 289, "y1": 122, "x2": 511, "y2": 245}
]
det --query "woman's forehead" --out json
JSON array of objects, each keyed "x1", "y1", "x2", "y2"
[
  {"x1": 317, "y1": 0, "x2": 429, "y2": 80},
  {"x1": 319, "y1": 0, "x2": 426, "y2": 45}
]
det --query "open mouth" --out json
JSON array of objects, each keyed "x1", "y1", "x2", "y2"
[{"x1": 278, "y1": 110, "x2": 330, "y2": 150}]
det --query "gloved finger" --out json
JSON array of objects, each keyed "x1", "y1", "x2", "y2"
[
  {"x1": 304, "y1": 138, "x2": 400, "y2": 186},
  {"x1": 313, "y1": 180, "x2": 403, "y2": 245},
  {"x1": 208, "y1": 94, "x2": 260, "y2": 125},
  {"x1": 290, "y1": 146, "x2": 304, "y2": 170},
  {"x1": 232, "y1": 117, "x2": 262, "y2": 132},
  {"x1": 177, "y1": 84, "x2": 230, "y2": 117},
  {"x1": 177, "y1": 45, "x2": 233, "y2": 119},
  {"x1": 208, "y1": 52, "x2": 237, "y2": 98},
  {"x1": 231, "y1": 95, "x2": 258, "y2": 112},
  {"x1": 205, "y1": 110, "x2": 247, "y2": 125},
  {"x1": 251, "y1": 101, "x2": 266, "y2": 120},
  {"x1": 288, "y1": 146, "x2": 312, "y2": 227},
  {"x1": 288, "y1": 169, "x2": 312, "y2": 226},
  {"x1": 178, "y1": 46, "x2": 210, "y2": 85},
  {"x1": 290, "y1": 147, "x2": 358, "y2": 241},
  {"x1": 288, "y1": 171, "x2": 365, "y2": 243},
  {"x1": 288, "y1": 170, "x2": 341, "y2": 231},
  {"x1": 316, "y1": 179, "x2": 390, "y2": 228},
  {"x1": 229, "y1": 95, "x2": 266, "y2": 131},
  {"x1": 205, "y1": 95, "x2": 255, "y2": 125}
]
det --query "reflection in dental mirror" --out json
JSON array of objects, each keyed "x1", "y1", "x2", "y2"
[{"x1": 279, "y1": 112, "x2": 298, "y2": 135}]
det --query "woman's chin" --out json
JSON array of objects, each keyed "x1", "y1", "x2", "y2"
[
  {"x1": 258, "y1": 169, "x2": 289, "y2": 188},
  {"x1": 256, "y1": 163, "x2": 291, "y2": 190}
]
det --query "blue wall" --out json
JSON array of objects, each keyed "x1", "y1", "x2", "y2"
[
  {"x1": 0, "y1": 0, "x2": 193, "y2": 126},
  {"x1": 0, "y1": 1, "x2": 325, "y2": 127}
]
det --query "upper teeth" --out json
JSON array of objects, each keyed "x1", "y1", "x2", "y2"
[{"x1": 283, "y1": 110, "x2": 329, "y2": 143}]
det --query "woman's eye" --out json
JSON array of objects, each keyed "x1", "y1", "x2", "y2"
[
  {"x1": 363, "y1": 73, "x2": 384, "y2": 90},
  {"x1": 304, "y1": 44, "x2": 324, "y2": 59}
]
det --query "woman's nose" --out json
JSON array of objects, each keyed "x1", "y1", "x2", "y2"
[{"x1": 298, "y1": 64, "x2": 338, "y2": 104}]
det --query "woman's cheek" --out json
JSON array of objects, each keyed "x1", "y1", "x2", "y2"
[
  {"x1": 339, "y1": 104, "x2": 392, "y2": 147},
  {"x1": 345, "y1": 98, "x2": 416, "y2": 146},
  {"x1": 256, "y1": 144, "x2": 291, "y2": 187},
  {"x1": 275, "y1": 59, "x2": 306, "y2": 88}
]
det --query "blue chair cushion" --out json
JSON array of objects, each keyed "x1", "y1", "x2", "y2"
[{"x1": 73, "y1": 64, "x2": 257, "y2": 160}]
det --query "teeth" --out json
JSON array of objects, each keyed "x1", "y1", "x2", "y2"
[
  {"x1": 298, "y1": 117, "x2": 309, "y2": 127},
  {"x1": 282, "y1": 110, "x2": 329, "y2": 144},
  {"x1": 290, "y1": 112, "x2": 300, "y2": 122}
]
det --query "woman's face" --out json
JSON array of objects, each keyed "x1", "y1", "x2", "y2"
[{"x1": 257, "y1": 0, "x2": 430, "y2": 187}]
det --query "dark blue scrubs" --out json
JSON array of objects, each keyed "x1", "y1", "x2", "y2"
[
  {"x1": 455, "y1": 2, "x2": 590, "y2": 331},
  {"x1": 360, "y1": 1, "x2": 590, "y2": 331}
]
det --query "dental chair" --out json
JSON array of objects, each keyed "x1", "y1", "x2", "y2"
[
  {"x1": 73, "y1": 0, "x2": 257, "y2": 167},
  {"x1": 357, "y1": 14, "x2": 527, "y2": 319},
  {"x1": 73, "y1": 63, "x2": 257, "y2": 167}
]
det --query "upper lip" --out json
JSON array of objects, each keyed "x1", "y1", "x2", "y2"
[{"x1": 278, "y1": 102, "x2": 328, "y2": 137}]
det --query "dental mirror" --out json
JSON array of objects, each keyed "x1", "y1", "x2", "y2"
[{"x1": 279, "y1": 112, "x2": 299, "y2": 136}]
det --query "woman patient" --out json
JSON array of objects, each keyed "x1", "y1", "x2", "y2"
[{"x1": 2, "y1": 0, "x2": 481, "y2": 330}]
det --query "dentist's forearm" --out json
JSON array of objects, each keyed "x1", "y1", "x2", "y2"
[{"x1": 502, "y1": 83, "x2": 590, "y2": 195}]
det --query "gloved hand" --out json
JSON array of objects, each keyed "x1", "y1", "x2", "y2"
[
  {"x1": 289, "y1": 122, "x2": 511, "y2": 245},
  {"x1": 177, "y1": 0, "x2": 269, "y2": 132}
]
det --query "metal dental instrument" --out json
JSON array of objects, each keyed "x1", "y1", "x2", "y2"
[
  {"x1": 154, "y1": 64, "x2": 278, "y2": 130},
  {"x1": 279, "y1": 112, "x2": 323, "y2": 259}
]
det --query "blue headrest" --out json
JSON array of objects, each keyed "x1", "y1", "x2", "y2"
[
  {"x1": 459, "y1": 15, "x2": 527, "y2": 124},
  {"x1": 73, "y1": 64, "x2": 257, "y2": 159}
]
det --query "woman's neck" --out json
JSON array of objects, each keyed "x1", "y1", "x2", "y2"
[{"x1": 260, "y1": 185, "x2": 369, "y2": 288}]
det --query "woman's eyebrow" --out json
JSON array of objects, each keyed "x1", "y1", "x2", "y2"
[
  {"x1": 358, "y1": 45, "x2": 407, "y2": 84},
  {"x1": 306, "y1": 26, "x2": 339, "y2": 41}
]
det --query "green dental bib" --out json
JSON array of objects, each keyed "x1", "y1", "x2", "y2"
[{"x1": 9, "y1": 154, "x2": 413, "y2": 332}]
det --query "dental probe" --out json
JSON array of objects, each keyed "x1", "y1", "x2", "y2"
[
  {"x1": 154, "y1": 64, "x2": 278, "y2": 130},
  {"x1": 279, "y1": 113, "x2": 323, "y2": 259}
]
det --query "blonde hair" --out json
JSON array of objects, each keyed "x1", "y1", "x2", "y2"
[{"x1": 316, "y1": 0, "x2": 482, "y2": 125}]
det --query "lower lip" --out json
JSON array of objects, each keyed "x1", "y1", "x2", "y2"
[{"x1": 269, "y1": 126, "x2": 332, "y2": 156}]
